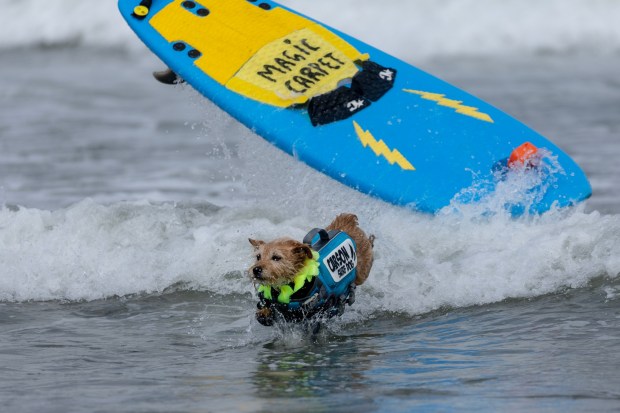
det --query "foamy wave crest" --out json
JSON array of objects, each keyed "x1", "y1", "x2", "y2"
[
  {"x1": 354, "y1": 207, "x2": 620, "y2": 319},
  {"x1": 1, "y1": 0, "x2": 619, "y2": 57},
  {"x1": 0, "y1": 1, "x2": 140, "y2": 50},
  {"x1": 1, "y1": 198, "x2": 619, "y2": 317},
  {"x1": 0, "y1": 200, "x2": 260, "y2": 302},
  {"x1": 291, "y1": 0, "x2": 620, "y2": 58}
]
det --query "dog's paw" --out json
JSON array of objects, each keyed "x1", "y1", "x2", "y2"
[{"x1": 256, "y1": 307, "x2": 274, "y2": 326}]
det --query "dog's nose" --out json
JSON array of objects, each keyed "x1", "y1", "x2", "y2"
[{"x1": 253, "y1": 266, "x2": 263, "y2": 280}]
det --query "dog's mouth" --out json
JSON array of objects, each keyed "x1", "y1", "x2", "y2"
[
  {"x1": 250, "y1": 267, "x2": 271, "y2": 284},
  {"x1": 249, "y1": 268, "x2": 292, "y2": 287}
]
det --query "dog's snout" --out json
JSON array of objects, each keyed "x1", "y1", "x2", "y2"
[{"x1": 253, "y1": 266, "x2": 263, "y2": 279}]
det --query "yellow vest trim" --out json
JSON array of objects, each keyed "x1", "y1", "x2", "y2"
[{"x1": 258, "y1": 251, "x2": 320, "y2": 304}]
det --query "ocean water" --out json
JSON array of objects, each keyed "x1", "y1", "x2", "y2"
[{"x1": 1, "y1": 1, "x2": 620, "y2": 412}]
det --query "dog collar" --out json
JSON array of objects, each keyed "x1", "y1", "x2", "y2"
[{"x1": 258, "y1": 250, "x2": 320, "y2": 304}]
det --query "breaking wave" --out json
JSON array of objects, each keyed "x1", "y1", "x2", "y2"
[
  {"x1": 1, "y1": 196, "x2": 619, "y2": 320},
  {"x1": 1, "y1": 0, "x2": 619, "y2": 58}
]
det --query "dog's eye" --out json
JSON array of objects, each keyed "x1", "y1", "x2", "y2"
[
  {"x1": 256, "y1": 254, "x2": 261, "y2": 261},
  {"x1": 272, "y1": 255, "x2": 281, "y2": 261}
]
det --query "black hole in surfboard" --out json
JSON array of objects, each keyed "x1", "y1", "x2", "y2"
[{"x1": 173, "y1": 42, "x2": 186, "y2": 51}]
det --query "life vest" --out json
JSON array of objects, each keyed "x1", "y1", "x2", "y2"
[{"x1": 256, "y1": 228, "x2": 358, "y2": 325}]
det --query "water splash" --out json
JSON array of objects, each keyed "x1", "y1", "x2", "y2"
[
  {"x1": 1, "y1": 195, "x2": 619, "y2": 321},
  {"x1": 442, "y1": 148, "x2": 565, "y2": 218}
]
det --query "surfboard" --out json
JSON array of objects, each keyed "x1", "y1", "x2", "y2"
[{"x1": 118, "y1": 0, "x2": 591, "y2": 215}]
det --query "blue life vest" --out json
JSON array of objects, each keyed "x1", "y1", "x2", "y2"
[{"x1": 256, "y1": 228, "x2": 358, "y2": 324}]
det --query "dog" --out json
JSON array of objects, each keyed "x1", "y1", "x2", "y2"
[{"x1": 249, "y1": 213, "x2": 374, "y2": 324}]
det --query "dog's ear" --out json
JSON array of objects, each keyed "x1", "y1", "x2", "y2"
[
  {"x1": 249, "y1": 239, "x2": 264, "y2": 249},
  {"x1": 293, "y1": 244, "x2": 314, "y2": 260}
]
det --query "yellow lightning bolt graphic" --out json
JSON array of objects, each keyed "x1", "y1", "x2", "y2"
[
  {"x1": 353, "y1": 121, "x2": 415, "y2": 171},
  {"x1": 403, "y1": 89, "x2": 494, "y2": 123}
]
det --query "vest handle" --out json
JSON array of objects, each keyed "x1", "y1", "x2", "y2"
[
  {"x1": 302, "y1": 228, "x2": 329, "y2": 245},
  {"x1": 303, "y1": 228, "x2": 342, "y2": 252}
]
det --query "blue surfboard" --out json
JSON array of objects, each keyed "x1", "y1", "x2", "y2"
[{"x1": 118, "y1": 0, "x2": 591, "y2": 215}]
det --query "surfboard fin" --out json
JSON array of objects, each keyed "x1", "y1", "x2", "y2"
[{"x1": 152, "y1": 68, "x2": 184, "y2": 85}]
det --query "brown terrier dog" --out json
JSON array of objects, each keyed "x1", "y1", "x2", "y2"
[{"x1": 249, "y1": 214, "x2": 374, "y2": 322}]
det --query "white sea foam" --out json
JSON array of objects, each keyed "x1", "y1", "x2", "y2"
[
  {"x1": 1, "y1": 194, "x2": 619, "y2": 317},
  {"x1": 1, "y1": 0, "x2": 619, "y2": 58},
  {"x1": 3, "y1": 98, "x2": 618, "y2": 311},
  {"x1": 1, "y1": 0, "x2": 619, "y2": 314}
]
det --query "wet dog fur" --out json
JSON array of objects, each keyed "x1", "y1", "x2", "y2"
[{"x1": 249, "y1": 214, "x2": 374, "y2": 321}]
